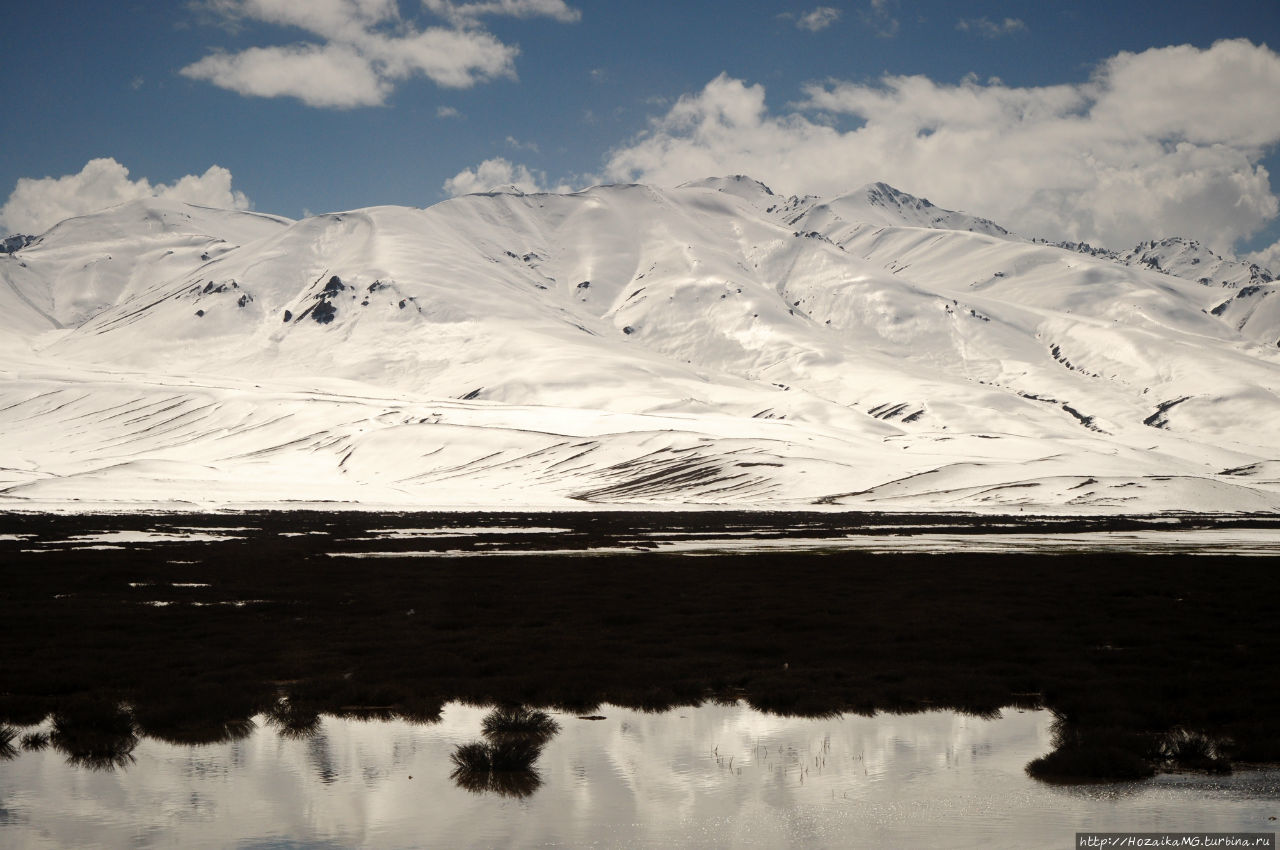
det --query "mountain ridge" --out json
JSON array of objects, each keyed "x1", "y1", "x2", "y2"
[{"x1": 1, "y1": 178, "x2": 1278, "y2": 511}]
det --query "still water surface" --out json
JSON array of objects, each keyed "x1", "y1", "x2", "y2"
[{"x1": 3, "y1": 703, "x2": 1277, "y2": 849}]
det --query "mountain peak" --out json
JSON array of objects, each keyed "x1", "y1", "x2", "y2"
[
  {"x1": 3, "y1": 177, "x2": 1279, "y2": 511},
  {"x1": 1120, "y1": 237, "x2": 1275, "y2": 289},
  {"x1": 780, "y1": 181, "x2": 1013, "y2": 240},
  {"x1": 677, "y1": 175, "x2": 777, "y2": 199},
  {"x1": 33, "y1": 197, "x2": 292, "y2": 246}
]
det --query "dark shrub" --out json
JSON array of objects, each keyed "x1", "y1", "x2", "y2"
[
  {"x1": 21, "y1": 731, "x2": 50, "y2": 751},
  {"x1": 481, "y1": 707, "x2": 559, "y2": 742},
  {"x1": 449, "y1": 739, "x2": 545, "y2": 798},
  {"x1": 50, "y1": 701, "x2": 139, "y2": 771},
  {"x1": 1027, "y1": 742, "x2": 1155, "y2": 782},
  {"x1": 265, "y1": 696, "x2": 322, "y2": 739},
  {"x1": 1160, "y1": 729, "x2": 1231, "y2": 774}
]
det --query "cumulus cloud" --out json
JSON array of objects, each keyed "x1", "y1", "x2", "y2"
[
  {"x1": 442, "y1": 157, "x2": 570, "y2": 196},
  {"x1": 603, "y1": 39, "x2": 1280, "y2": 254},
  {"x1": 183, "y1": 0, "x2": 577, "y2": 107},
  {"x1": 1248, "y1": 239, "x2": 1280, "y2": 273},
  {"x1": 182, "y1": 43, "x2": 391, "y2": 108},
  {"x1": 0, "y1": 158, "x2": 251, "y2": 235},
  {"x1": 956, "y1": 17, "x2": 1026, "y2": 38},
  {"x1": 796, "y1": 6, "x2": 841, "y2": 32}
]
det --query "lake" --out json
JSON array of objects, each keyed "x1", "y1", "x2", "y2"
[
  {"x1": 4, "y1": 702, "x2": 1278, "y2": 849},
  {"x1": 2, "y1": 510, "x2": 1279, "y2": 847}
]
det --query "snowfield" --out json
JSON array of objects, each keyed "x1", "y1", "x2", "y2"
[{"x1": 1, "y1": 176, "x2": 1278, "y2": 512}]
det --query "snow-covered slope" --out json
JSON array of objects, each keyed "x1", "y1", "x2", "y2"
[
  {"x1": 1, "y1": 180, "x2": 1278, "y2": 511},
  {"x1": 1053, "y1": 236, "x2": 1279, "y2": 346},
  {"x1": 2, "y1": 199, "x2": 291, "y2": 330},
  {"x1": 787, "y1": 181, "x2": 1014, "y2": 239}
]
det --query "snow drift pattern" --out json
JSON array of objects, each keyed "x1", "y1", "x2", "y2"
[{"x1": 1, "y1": 177, "x2": 1278, "y2": 511}]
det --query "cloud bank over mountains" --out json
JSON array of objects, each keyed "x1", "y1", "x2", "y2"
[
  {"x1": 600, "y1": 39, "x2": 1280, "y2": 257},
  {"x1": 441, "y1": 157, "x2": 570, "y2": 196},
  {"x1": 0, "y1": 159, "x2": 250, "y2": 236},
  {"x1": 4, "y1": 33, "x2": 1280, "y2": 269}
]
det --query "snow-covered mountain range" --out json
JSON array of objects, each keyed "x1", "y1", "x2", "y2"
[{"x1": 2, "y1": 176, "x2": 1278, "y2": 511}]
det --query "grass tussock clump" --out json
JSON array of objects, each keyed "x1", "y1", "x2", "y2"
[
  {"x1": 0, "y1": 725, "x2": 18, "y2": 760},
  {"x1": 451, "y1": 738, "x2": 542, "y2": 772},
  {"x1": 133, "y1": 688, "x2": 260, "y2": 746},
  {"x1": 393, "y1": 698, "x2": 445, "y2": 726},
  {"x1": 49, "y1": 701, "x2": 139, "y2": 771},
  {"x1": 449, "y1": 739, "x2": 544, "y2": 798},
  {"x1": 1159, "y1": 728, "x2": 1231, "y2": 774},
  {"x1": 20, "y1": 731, "x2": 50, "y2": 752},
  {"x1": 1026, "y1": 720, "x2": 1157, "y2": 782},
  {"x1": 265, "y1": 696, "x2": 323, "y2": 740},
  {"x1": 481, "y1": 707, "x2": 560, "y2": 742},
  {"x1": 1026, "y1": 741, "x2": 1155, "y2": 782}
]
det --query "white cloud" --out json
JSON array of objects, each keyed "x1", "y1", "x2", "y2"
[
  {"x1": 1248, "y1": 240, "x2": 1280, "y2": 274},
  {"x1": 442, "y1": 157, "x2": 569, "y2": 196},
  {"x1": 0, "y1": 158, "x2": 250, "y2": 235},
  {"x1": 796, "y1": 6, "x2": 840, "y2": 32},
  {"x1": 421, "y1": 0, "x2": 580, "y2": 24},
  {"x1": 182, "y1": 0, "x2": 574, "y2": 107},
  {"x1": 437, "y1": 105, "x2": 462, "y2": 118},
  {"x1": 956, "y1": 17, "x2": 1026, "y2": 38},
  {"x1": 370, "y1": 26, "x2": 517, "y2": 88},
  {"x1": 182, "y1": 43, "x2": 391, "y2": 108},
  {"x1": 506, "y1": 136, "x2": 540, "y2": 153},
  {"x1": 603, "y1": 40, "x2": 1280, "y2": 254},
  {"x1": 859, "y1": 0, "x2": 898, "y2": 38}
]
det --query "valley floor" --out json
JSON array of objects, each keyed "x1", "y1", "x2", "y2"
[{"x1": 3, "y1": 510, "x2": 1279, "y2": 779}]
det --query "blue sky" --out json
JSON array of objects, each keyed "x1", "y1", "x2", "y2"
[{"x1": 3, "y1": 1, "x2": 1280, "y2": 262}]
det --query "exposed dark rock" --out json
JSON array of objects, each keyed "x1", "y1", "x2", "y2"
[
  {"x1": 0, "y1": 234, "x2": 34, "y2": 254},
  {"x1": 1143, "y1": 396, "x2": 1191, "y2": 429},
  {"x1": 312, "y1": 301, "x2": 337, "y2": 324},
  {"x1": 1061, "y1": 403, "x2": 1107, "y2": 433}
]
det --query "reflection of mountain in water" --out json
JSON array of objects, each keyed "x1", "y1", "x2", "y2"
[{"x1": 2, "y1": 511, "x2": 1279, "y2": 781}]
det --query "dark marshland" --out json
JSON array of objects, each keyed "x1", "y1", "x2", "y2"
[{"x1": 2, "y1": 510, "x2": 1279, "y2": 784}]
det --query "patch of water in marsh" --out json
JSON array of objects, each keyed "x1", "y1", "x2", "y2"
[{"x1": 1, "y1": 704, "x2": 1276, "y2": 849}]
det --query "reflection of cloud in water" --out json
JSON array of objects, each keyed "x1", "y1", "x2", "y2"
[{"x1": 0, "y1": 704, "x2": 1275, "y2": 848}]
